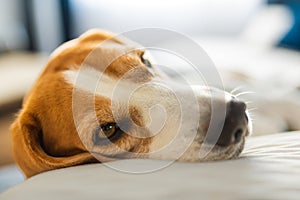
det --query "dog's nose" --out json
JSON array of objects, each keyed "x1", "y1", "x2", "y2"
[{"x1": 216, "y1": 100, "x2": 247, "y2": 146}]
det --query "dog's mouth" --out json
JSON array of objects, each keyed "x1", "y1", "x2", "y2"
[
  {"x1": 224, "y1": 138, "x2": 245, "y2": 159},
  {"x1": 195, "y1": 136, "x2": 246, "y2": 162}
]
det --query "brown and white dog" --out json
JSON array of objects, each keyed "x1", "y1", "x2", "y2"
[{"x1": 11, "y1": 30, "x2": 251, "y2": 178}]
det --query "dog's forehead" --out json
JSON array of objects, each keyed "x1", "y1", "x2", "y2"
[
  {"x1": 77, "y1": 41, "x2": 153, "y2": 81},
  {"x1": 48, "y1": 30, "x2": 147, "y2": 75},
  {"x1": 83, "y1": 40, "x2": 139, "y2": 65},
  {"x1": 60, "y1": 35, "x2": 156, "y2": 100}
]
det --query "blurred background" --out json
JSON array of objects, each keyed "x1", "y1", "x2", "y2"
[{"x1": 0, "y1": 0, "x2": 300, "y2": 191}]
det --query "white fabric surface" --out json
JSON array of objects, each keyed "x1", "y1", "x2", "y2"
[
  {"x1": 0, "y1": 52, "x2": 46, "y2": 106},
  {"x1": 1, "y1": 132, "x2": 300, "y2": 200}
]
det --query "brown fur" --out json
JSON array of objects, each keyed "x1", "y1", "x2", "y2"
[{"x1": 11, "y1": 30, "x2": 153, "y2": 178}]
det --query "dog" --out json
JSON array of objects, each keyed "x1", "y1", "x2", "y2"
[{"x1": 11, "y1": 30, "x2": 251, "y2": 177}]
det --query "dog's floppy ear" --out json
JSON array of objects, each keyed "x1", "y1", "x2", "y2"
[
  {"x1": 11, "y1": 110, "x2": 97, "y2": 178},
  {"x1": 10, "y1": 30, "x2": 122, "y2": 178}
]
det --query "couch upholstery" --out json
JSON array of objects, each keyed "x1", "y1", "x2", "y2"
[{"x1": 1, "y1": 131, "x2": 299, "y2": 200}]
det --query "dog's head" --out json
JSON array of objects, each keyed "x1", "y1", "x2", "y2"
[{"x1": 11, "y1": 30, "x2": 251, "y2": 177}]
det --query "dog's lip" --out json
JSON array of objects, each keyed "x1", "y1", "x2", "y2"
[
  {"x1": 200, "y1": 137, "x2": 246, "y2": 148},
  {"x1": 230, "y1": 139, "x2": 245, "y2": 158},
  {"x1": 201, "y1": 137, "x2": 245, "y2": 154}
]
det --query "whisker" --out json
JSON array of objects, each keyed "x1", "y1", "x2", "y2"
[
  {"x1": 248, "y1": 110, "x2": 256, "y2": 114},
  {"x1": 248, "y1": 114, "x2": 256, "y2": 119},
  {"x1": 230, "y1": 86, "x2": 244, "y2": 95},
  {"x1": 235, "y1": 91, "x2": 256, "y2": 97},
  {"x1": 247, "y1": 111, "x2": 256, "y2": 116},
  {"x1": 247, "y1": 115, "x2": 256, "y2": 121},
  {"x1": 248, "y1": 108, "x2": 258, "y2": 111}
]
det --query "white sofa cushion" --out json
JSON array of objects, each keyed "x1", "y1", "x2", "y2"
[{"x1": 1, "y1": 132, "x2": 300, "y2": 200}]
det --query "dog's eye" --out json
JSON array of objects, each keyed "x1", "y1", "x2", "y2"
[
  {"x1": 141, "y1": 56, "x2": 152, "y2": 68},
  {"x1": 93, "y1": 123, "x2": 121, "y2": 145},
  {"x1": 101, "y1": 123, "x2": 117, "y2": 138}
]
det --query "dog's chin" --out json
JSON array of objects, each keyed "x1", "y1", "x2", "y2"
[
  {"x1": 203, "y1": 138, "x2": 246, "y2": 161},
  {"x1": 177, "y1": 137, "x2": 246, "y2": 162}
]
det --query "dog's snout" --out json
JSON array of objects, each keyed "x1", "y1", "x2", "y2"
[{"x1": 211, "y1": 100, "x2": 247, "y2": 146}]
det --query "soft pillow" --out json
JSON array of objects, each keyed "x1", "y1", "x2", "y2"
[{"x1": 1, "y1": 132, "x2": 300, "y2": 200}]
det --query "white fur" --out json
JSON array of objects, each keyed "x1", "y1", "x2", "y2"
[{"x1": 64, "y1": 66, "x2": 251, "y2": 161}]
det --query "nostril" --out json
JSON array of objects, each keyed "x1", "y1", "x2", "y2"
[{"x1": 233, "y1": 129, "x2": 243, "y2": 144}]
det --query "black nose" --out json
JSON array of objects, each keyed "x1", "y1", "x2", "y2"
[
  {"x1": 216, "y1": 100, "x2": 247, "y2": 146},
  {"x1": 206, "y1": 100, "x2": 247, "y2": 146}
]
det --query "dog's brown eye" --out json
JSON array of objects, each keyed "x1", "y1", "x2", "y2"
[
  {"x1": 141, "y1": 56, "x2": 152, "y2": 68},
  {"x1": 101, "y1": 123, "x2": 117, "y2": 139},
  {"x1": 93, "y1": 123, "x2": 121, "y2": 145}
]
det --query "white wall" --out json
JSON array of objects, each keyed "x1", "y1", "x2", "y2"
[
  {"x1": 31, "y1": 0, "x2": 64, "y2": 52},
  {"x1": 0, "y1": 0, "x2": 27, "y2": 50},
  {"x1": 70, "y1": 0, "x2": 263, "y2": 37}
]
